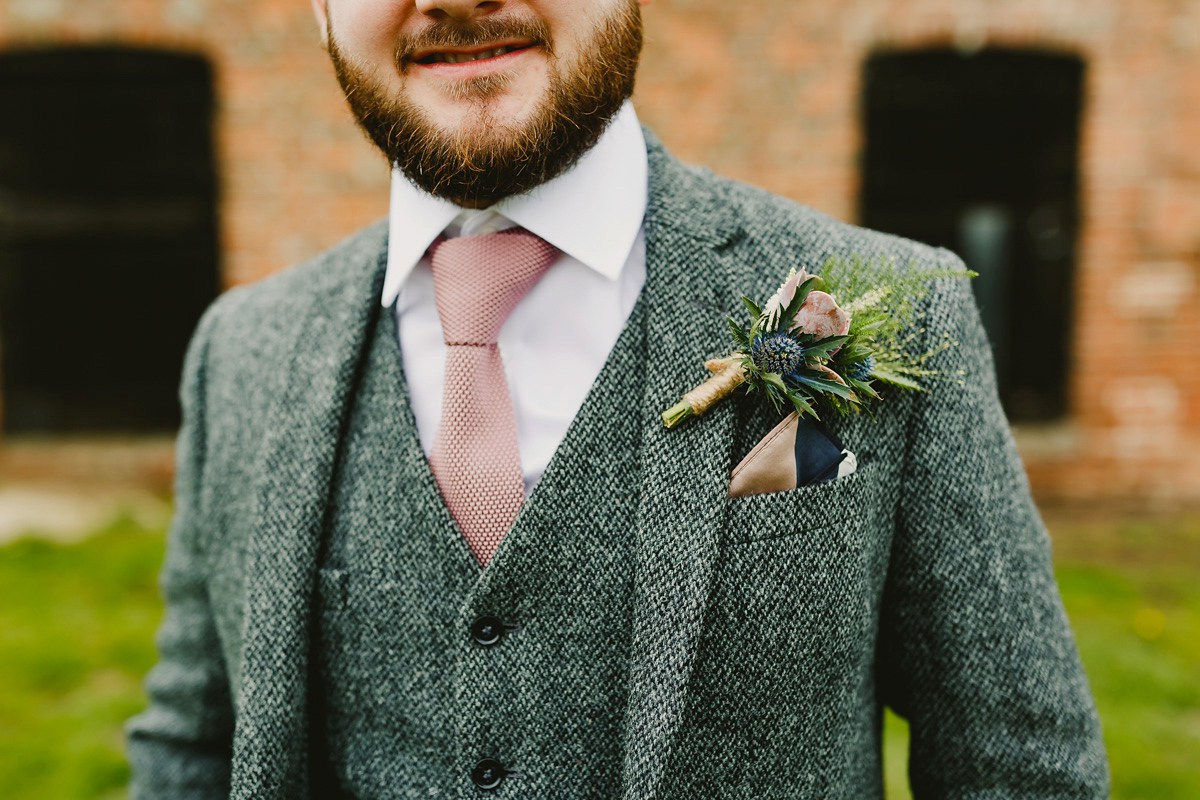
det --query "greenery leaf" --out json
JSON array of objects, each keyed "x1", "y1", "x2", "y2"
[
  {"x1": 871, "y1": 367, "x2": 925, "y2": 391},
  {"x1": 832, "y1": 342, "x2": 873, "y2": 364},
  {"x1": 763, "y1": 385, "x2": 786, "y2": 414},
  {"x1": 727, "y1": 318, "x2": 750, "y2": 350},
  {"x1": 788, "y1": 391, "x2": 818, "y2": 418},
  {"x1": 801, "y1": 335, "x2": 850, "y2": 361},
  {"x1": 763, "y1": 372, "x2": 788, "y2": 393},
  {"x1": 742, "y1": 296, "x2": 763, "y2": 320},
  {"x1": 846, "y1": 377, "x2": 880, "y2": 400},
  {"x1": 787, "y1": 372, "x2": 858, "y2": 401}
]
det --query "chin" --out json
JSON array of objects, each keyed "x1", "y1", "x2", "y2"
[{"x1": 415, "y1": 74, "x2": 544, "y2": 123}]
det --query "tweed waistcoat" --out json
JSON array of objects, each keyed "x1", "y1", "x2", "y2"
[{"x1": 311, "y1": 292, "x2": 648, "y2": 798}]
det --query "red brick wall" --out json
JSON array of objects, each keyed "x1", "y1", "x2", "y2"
[
  {"x1": 0, "y1": 0, "x2": 390, "y2": 287},
  {"x1": 3, "y1": 0, "x2": 1198, "y2": 504}
]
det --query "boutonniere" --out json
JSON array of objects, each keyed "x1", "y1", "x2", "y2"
[{"x1": 661, "y1": 257, "x2": 975, "y2": 428}]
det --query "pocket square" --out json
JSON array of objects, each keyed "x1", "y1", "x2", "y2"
[{"x1": 728, "y1": 412, "x2": 857, "y2": 498}]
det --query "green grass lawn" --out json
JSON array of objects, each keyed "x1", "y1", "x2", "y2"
[
  {"x1": 0, "y1": 517, "x2": 162, "y2": 800},
  {"x1": 1, "y1": 513, "x2": 1197, "y2": 798}
]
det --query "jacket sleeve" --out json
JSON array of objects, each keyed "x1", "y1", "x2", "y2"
[
  {"x1": 877, "y1": 252, "x2": 1110, "y2": 798},
  {"x1": 126, "y1": 300, "x2": 235, "y2": 799}
]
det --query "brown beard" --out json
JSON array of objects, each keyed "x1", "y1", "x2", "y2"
[{"x1": 327, "y1": 4, "x2": 643, "y2": 208}]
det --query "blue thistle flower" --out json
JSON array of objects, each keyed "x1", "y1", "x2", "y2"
[
  {"x1": 845, "y1": 355, "x2": 876, "y2": 382},
  {"x1": 751, "y1": 333, "x2": 805, "y2": 375}
]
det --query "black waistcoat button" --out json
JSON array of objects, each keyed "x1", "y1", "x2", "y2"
[
  {"x1": 471, "y1": 758, "x2": 507, "y2": 790},
  {"x1": 470, "y1": 615, "x2": 504, "y2": 646}
]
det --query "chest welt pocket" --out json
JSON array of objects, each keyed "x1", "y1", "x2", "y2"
[
  {"x1": 686, "y1": 460, "x2": 893, "y2": 760},
  {"x1": 720, "y1": 458, "x2": 882, "y2": 545}
]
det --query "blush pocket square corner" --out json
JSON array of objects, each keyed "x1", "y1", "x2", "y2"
[{"x1": 728, "y1": 411, "x2": 857, "y2": 498}]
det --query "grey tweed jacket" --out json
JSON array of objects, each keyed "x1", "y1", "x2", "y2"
[{"x1": 127, "y1": 132, "x2": 1109, "y2": 799}]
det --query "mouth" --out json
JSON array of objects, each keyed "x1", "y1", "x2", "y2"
[{"x1": 413, "y1": 41, "x2": 537, "y2": 66}]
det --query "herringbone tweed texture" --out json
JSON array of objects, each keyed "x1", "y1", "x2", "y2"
[{"x1": 126, "y1": 131, "x2": 1109, "y2": 799}]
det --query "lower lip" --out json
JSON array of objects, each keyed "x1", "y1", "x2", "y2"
[{"x1": 417, "y1": 46, "x2": 537, "y2": 79}]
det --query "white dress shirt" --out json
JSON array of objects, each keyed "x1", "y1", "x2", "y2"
[{"x1": 382, "y1": 102, "x2": 648, "y2": 496}]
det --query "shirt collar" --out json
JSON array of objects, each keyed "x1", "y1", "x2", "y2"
[{"x1": 381, "y1": 101, "x2": 648, "y2": 306}]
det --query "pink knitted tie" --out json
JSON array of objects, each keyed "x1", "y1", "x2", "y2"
[{"x1": 428, "y1": 229, "x2": 558, "y2": 568}]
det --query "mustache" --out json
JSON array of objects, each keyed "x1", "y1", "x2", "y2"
[{"x1": 395, "y1": 17, "x2": 553, "y2": 63}]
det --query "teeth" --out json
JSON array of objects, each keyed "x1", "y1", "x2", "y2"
[{"x1": 433, "y1": 47, "x2": 513, "y2": 64}]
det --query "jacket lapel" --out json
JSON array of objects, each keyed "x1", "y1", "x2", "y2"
[
  {"x1": 622, "y1": 136, "x2": 752, "y2": 800},
  {"x1": 231, "y1": 224, "x2": 388, "y2": 799}
]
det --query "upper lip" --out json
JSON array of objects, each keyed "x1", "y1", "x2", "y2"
[{"x1": 412, "y1": 39, "x2": 536, "y2": 64}]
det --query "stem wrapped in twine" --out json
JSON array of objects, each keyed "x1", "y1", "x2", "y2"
[{"x1": 661, "y1": 355, "x2": 747, "y2": 428}]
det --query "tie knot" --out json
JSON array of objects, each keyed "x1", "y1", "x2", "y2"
[{"x1": 429, "y1": 229, "x2": 558, "y2": 346}]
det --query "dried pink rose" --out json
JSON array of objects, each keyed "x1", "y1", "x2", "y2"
[{"x1": 789, "y1": 290, "x2": 851, "y2": 339}]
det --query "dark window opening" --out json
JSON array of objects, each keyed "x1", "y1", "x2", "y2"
[
  {"x1": 860, "y1": 48, "x2": 1084, "y2": 422},
  {"x1": 0, "y1": 46, "x2": 220, "y2": 434}
]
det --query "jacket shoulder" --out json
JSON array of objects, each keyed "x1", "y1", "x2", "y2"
[
  {"x1": 657, "y1": 161, "x2": 963, "y2": 309},
  {"x1": 180, "y1": 218, "x2": 387, "y2": 462},
  {"x1": 703, "y1": 168, "x2": 956, "y2": 270},
  {"x1": 200, "y1": 219, "x2": 388, "y2": 352},
  {"x1": 645, "y1": 134, "x2": 956, "y2": 280}
]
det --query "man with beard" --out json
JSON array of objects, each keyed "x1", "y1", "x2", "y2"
[{"x1": 126, "y1": 0, "x2": 1109, "y2": 798}]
